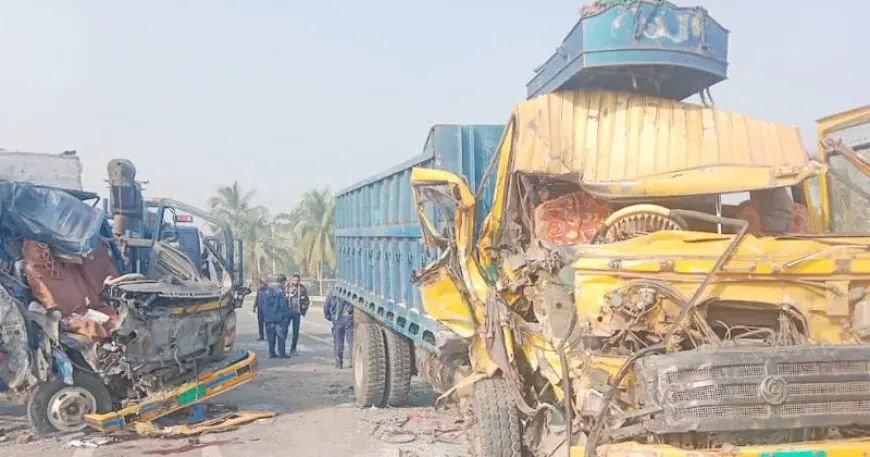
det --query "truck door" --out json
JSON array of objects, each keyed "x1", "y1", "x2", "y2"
[{"x1": 409, "y1": 167, "x2": 486, "y2": 339}]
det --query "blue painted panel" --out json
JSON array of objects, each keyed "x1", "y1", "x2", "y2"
[
  {"x1": 335, "y1": 124, "x2": 504, "y2": 352},
  {"x1": 527, "y1": 1, "x2": 729, "y2": 101}
]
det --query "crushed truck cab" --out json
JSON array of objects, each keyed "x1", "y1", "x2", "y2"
[
  {"x1": 0, "y1": 159, "x2": 252, "y2": 435},
  {"x1": 408, "y1": 94, "x2": 870, "y2": 457}
]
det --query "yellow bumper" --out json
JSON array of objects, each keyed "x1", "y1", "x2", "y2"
[{"x1": 572, "y1": 439, "x2": 870, "y2": 457}]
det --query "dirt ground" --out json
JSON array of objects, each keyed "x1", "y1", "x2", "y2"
[{"x1": 0, "y1": 300, "x2": 470, "y2": 457}]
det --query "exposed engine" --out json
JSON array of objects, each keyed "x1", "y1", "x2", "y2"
[{"x1": 494, "y1": 174, "x2": 870, "y2": 453}]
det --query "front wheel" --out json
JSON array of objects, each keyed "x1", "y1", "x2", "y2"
[
  {"x1": 27, "y1": 370, "x2": 113, "y2": 435},
  {"x1": 469, "y1": 378, "x2": 523, "y2": 457}
]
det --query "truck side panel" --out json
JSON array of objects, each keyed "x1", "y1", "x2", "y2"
[{"x1": 335, "y1": 124, "x2": 504, "y2": 352}]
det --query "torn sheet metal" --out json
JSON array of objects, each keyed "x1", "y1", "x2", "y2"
[{"x1": 0, "y1": 286, "x2": 33, "y2": 390}]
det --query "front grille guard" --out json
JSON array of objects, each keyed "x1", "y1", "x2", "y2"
[{"x1": 632, "y1": 345, "x2": 870, "y2": 437}]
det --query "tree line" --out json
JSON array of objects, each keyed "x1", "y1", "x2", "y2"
[{"x1": 207, "y1": 181, "x2": 336, "y2": 290}]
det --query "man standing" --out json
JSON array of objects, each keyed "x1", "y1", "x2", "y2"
[
  {"x1": 252, "y1": 279, "x2": 268, "y2": 341},
  {"x1": 324, "y1": 291, "x2": 353, "y2": 369},
  {"x1": 284, "y1": 274, "x2": 310, "y2": 356},
  {"x1": 262, "y1": 275, "x2": 291, "y2": 358}
]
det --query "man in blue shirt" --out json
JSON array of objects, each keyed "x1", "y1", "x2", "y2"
[
  {"x1": 262, "y1": 275, "x2": 291, "y2": 358},
  {"x1": 251, "y1": 279, "x2": 269, "y2": 341},
  {"x1": 324, "y1": 291, "x2": 353, "y2": 369}
]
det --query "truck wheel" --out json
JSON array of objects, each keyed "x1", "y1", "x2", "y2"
[
  {"x1": 27, "y1": 371, "x2": 113, "y2": 435},
  {"x1": 469, "y1": 378, "x2": 523, "y2": 457},
  {"x1": 382, "y1": 329, "x2": 413, "y2": 407},
  {"x1": 353, "y1": 324, "x2": 387, "y2": 407}
]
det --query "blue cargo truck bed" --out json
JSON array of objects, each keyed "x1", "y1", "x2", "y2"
[{"x1": 334, "y1": 124, "x2": 504, "y2": 353}]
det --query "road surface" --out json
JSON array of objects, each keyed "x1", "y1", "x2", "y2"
[{"x1": 0, "y1": 302, "x2": 469, "y2": 457}]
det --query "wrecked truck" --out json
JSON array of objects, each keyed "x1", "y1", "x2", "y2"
[
  {"x1": 0, "y1": 171, "x2": 251, "y2": 434},
  {"x1": 404, "y1": 94, "x2": 870, "y2": 457}
]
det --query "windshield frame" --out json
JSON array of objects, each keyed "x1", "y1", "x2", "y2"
[{"x1": 815, "y1": 105, "x2": 870, "y2": 234}]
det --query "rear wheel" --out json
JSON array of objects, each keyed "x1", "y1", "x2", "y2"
[
  {"x1": 382, "y1": 329, "x2": 413, "y2": 407},
  {"x1": 469, "y1": 378, "x2": 523, "y2": 457},
  {"x1": 27, "y1": 371, "x2": 113, "y2": 435},
  {"x1": 353, "y1": 323, "x2": 387, "y2": 407}
]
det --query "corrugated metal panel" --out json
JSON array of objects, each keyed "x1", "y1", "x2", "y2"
[
  {"x1": 0, "y1": 151, "x2": 83, "y2": 190},
  {"x1": 510, "y1": 91, "x2": 810, "y2": 197},
  {"x1": 334, "y1": 124, "x2": 503, "y2": 352}
]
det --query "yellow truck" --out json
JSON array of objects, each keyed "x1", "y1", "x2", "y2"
[{"x1": 409, "y1": 92, "x2": 870, "y2": 457}]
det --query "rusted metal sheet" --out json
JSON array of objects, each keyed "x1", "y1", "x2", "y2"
[{"x1": 510, "y1": 90, "x2": 813, "y2": 198}]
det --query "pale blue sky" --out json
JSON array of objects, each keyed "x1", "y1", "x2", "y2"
[{"x1": 0, "y1": 1, "x2": 863, "y2": 212}]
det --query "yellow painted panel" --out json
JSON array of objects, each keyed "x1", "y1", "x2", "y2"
[
  {"x1": 417, "y1": 263, "x2": 475, "y2": 339},
  {"x1": 510, "y1": 90, "x2": 814, "y2": 198}
]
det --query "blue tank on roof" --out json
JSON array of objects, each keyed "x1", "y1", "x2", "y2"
[{"x1": 527, "y1": 0, "x2": 729, "y2": 101}]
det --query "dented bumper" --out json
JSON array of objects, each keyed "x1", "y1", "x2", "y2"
[{"x1": 85, "y1": 350, "x2": 258, "y2": 432}]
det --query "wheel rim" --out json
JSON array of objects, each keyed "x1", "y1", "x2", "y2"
[
  {"x1": 353, "y1": 342, "x2": 364, "y2": 389},
  {"x1": 46, "y1": 386, "x2": 97, "y2": 432}
]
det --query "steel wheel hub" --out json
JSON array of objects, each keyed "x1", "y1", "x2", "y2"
[{"x1": 47, "y1": 386, "x2": 96, "y2": 432}]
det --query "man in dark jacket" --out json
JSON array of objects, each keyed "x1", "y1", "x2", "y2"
[
  {"x1": 284, "y1": 274, "x2": 310, "y2": 356},
  {"x1": 252, "y1": 279, "x2": 268, "y2": 340},
  {"x1": 324, "y1": 291, "x2": 353, "y2": 369},
  {"x1": 262, "y1": 275, "x2": 291, "y2": 358}
]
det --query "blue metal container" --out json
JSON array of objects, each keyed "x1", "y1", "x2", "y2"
[
  {"x1": 334, "y1": 125, "x2": 504, "y2": 352},
  {"x1": 527, "y1": 0, "x2": 729, "y2": 100}
]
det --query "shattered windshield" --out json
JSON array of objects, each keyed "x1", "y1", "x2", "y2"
[{"x1": 828, "y1": 151, "x2": 870, "y2": 233}]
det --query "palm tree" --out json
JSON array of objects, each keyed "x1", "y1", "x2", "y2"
[
  {"x1": 208, "y1": 181, "x2": 272, "y2": 282},
  {"x1": 293, "y1": 188, "x2": 336, "y2": 295}
]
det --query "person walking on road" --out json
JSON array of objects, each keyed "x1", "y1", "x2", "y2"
[
  {"x1": 252, "y1": 279, "x2": 269, "y2": 341},
  {"x1": 324, "y1": 291, "x2": 353, "y2": 369},
  {"x1": 284, "y1": 274, "x2": 310, "y2": 356},
  {"x1": 263, "y1": 275, "x2": 292, "y2": 358}
]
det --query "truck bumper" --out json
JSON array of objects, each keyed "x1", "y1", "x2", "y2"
[
  {"x1": 85, "y1": 350, "x2": 258, "y2": 432},
  {"x1": 573, "y1": 440, "x2": 870, "y2": 457}
]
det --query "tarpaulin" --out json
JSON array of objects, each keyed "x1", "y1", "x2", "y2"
[{"x1": 0, "y1": 181, "x2": 102, "y2": 256}]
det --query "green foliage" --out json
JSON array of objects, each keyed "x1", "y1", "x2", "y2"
[{"x1": 208, "y1": 181, "x2": 336, "y2": 283}]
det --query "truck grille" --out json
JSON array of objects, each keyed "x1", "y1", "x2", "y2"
[{"x1": 635, "y1": 346, "x2": 870, "y2": 434}]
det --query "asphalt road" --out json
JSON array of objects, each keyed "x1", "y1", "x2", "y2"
[{"x1": 0, "y1": 302, "x2": 469, "y2": 457}]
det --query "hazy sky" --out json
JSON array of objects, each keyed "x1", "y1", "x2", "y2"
[{"x1": 0, "y1": 1, "x2": 863, "y2": 213}]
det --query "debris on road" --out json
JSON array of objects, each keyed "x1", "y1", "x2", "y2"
[
  {"x1": 134, "y1": 410, "x2": 277, "y2": 438},
  {"x1": 65, "y1": 435, "x2": 115, "y2": 448},
  {"x1": 370, "y1": 411, "x2": 467, "y2": 449}
]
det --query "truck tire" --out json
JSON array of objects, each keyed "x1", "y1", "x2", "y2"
[
  {"x1": 469, "y1": 378, "x2": 523, "y2": 457},
  {"x1": 27, "y1": 370, "x2": 113, "y2": 435},
  {"x1": 353, "y1": 323, "x2": 387, "y2": 407},
  {"x1": 382, "y1": 329, "x2": 413, "y2": 407}
]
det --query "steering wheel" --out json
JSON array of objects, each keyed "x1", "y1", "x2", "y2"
[{"x1": 592, "y1": 204, "x2": 688, "y2": 244}]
